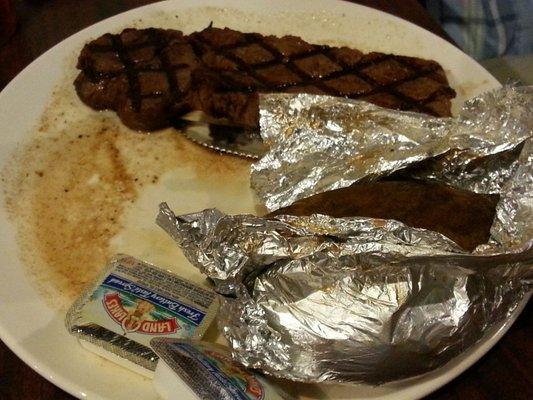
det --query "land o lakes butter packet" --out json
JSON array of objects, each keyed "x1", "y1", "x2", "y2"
[
  {"x1": 151, "y1": 338, "x2": 294, "y2": 400},
  {"x1": 65, "y1": 255, "x2": 219, "y2": 376}
]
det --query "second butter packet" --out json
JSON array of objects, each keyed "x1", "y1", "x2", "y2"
[{"x1": 65, "y1": 254, "x2": 219, "y2": 375}]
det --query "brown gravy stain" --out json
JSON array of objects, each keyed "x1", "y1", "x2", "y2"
[
  {"x1": 2, "y1": 88, "x2": 251, "y2": 309},
  {"x1": 37, "y1": 127, "x2": 137, "y2": 301}
]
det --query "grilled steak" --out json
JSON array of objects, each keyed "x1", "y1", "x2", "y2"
[
  {"x1": 75, "y1": 27, "x2": 456, "y2": 131},
  {"x1": 268, "y1": 181, "x2": 499, "y2": 251},
  {"x1": 75, "y1": 28, "x2": 191, "y2": 130}
]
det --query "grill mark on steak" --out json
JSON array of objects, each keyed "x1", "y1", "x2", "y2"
[
  {"x1": 148, "y1": 29, "x2": 180, "y2": 103},
  {"x1": 75, "y1": 27, "x2": 456, "y2": 131},
  {"x1": 110, "y1": 34, "x2": 142, "y2": 111}
]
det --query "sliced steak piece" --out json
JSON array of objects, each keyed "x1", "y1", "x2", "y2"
[
  {"x1": 75, "y1": 27, "x2": 456, "y2": 131},
  {"x1": 268, "y1": 181, "x2": 499, "y2": 252}
]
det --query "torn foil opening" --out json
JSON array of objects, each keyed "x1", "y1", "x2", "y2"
[
  {"x1": 252, "y1": 86, "x2": 532, "y2": 211},
  {"x1": 156, "y1": 88, "x2": 532, "y2": 384}
]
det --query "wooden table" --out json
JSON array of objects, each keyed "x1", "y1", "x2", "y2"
[{"x1": 0, "y1": 1, "x2": 531, "y2": 399}]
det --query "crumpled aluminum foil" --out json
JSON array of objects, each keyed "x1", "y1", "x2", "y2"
[
  {"x1": 487, "y1": 139, "x2": 533, "y2": 251},
  {"x1": 156, "y1": 137, "x2": 532, "y2": 383},
  {"x1": 157, "y1": 204, "x2": 465, "y2": 296},
  {"x1": 221, "y1": 245, "x2": 531, "y2": 384},
  {"x1": 156, "y1": 203, "x2": 532, "y2": 384},
  {"x1": 156, "y1": 89, "x2": 533, "y2": 384},
  {"x1": 252, "y1": 86, "x2": 532, "y2": 210}
]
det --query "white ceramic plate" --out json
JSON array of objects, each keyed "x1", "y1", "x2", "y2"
[{"x1": 0, "y1": 1, "x2": 526, "y2": 399}]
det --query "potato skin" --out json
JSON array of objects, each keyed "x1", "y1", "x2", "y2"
[{"x1": 269, "y1": 181, "x2": 499, "y2": 252}]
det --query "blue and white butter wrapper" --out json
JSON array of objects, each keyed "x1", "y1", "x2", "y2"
[
  {"x1": 65, "y1": 255, "x2": 219, "y2": 375},
  {"x1": 151, "y1": 338, "x2": 294, "y2": 400}
]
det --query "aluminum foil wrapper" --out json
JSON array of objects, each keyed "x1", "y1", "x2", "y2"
[
  {"x1": 158, "y1": 204, "x2": 532, "y2": 383},
  {"x1": 222, "y1": 248, "x2": 531, "y2": 384},
  {"x1": 157, "y1": 137, "x2": 532, "y2": 384},
  {"x1": 156, "y1": 89, "x2": 533, "y2": 384},
  {"x1": 157, "y1": 204, "x2": 465, "y2": 296},
  {"x1": 252, "y1": 86, "x2": 532, "y2": 210},
  {"x1": 487, "y1": 138, "x2": 533, "y2": 251}
]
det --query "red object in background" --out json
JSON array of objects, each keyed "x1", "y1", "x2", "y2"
[{"x1": 0, "y1": 0, "x2": 17, "y2": 46}]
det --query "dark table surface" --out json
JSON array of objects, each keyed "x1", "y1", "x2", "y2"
[{"x1": 0, "y1": 1, "x2": 531, "y2": 399}]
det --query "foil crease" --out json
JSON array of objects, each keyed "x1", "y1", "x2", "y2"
[
  {"x1": 488, "y1": 139, "x2": 533, "y2": 250},
  {"x1": 252, "y1": 86, "x2": 532, "y2": 210}
]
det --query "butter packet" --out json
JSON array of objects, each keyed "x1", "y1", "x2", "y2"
[
  {"x1": 151, "y1": 338, "x2": 294, "y2": 400},
  {"x1": 65, "y1": 255, "x2": 219, "y2": 375}
]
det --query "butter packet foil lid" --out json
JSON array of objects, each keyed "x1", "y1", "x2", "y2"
[
  {"x1": 65, "y1": 255, "x2": 219, "y2": 372},
  {"x1": 151, "y1": 338, "x2": 293, "y2": 400}
]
